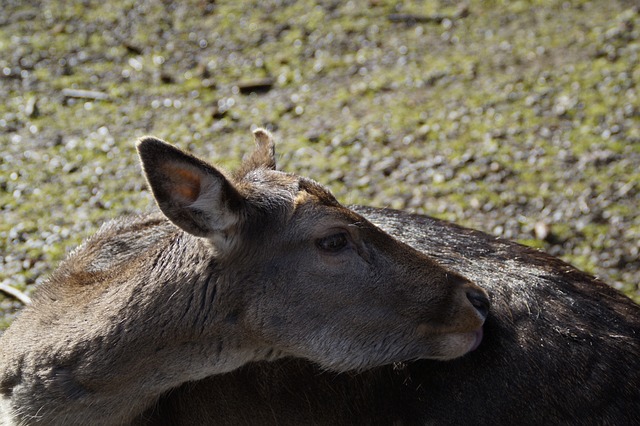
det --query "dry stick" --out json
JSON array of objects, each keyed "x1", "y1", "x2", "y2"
[
  {"x1": 61, "y1": 88, "x2": 110, "y2": 101},
  {"x1": 0, "y1": 283, "x2": 31, "y2": 305},
  {"x1": 388, "y1": 5, "x2": 469, "y2": 25}
]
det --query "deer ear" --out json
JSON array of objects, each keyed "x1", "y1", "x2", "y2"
[
  {"x1": 136, "y1": 137, "x2": 244, "y2": 240},
  {"x1": 251, "y1": 128, "x2": 276, "y2": 170},
  {"x1": 236, "y1": 128, "x2": 276, "y2": 177}
]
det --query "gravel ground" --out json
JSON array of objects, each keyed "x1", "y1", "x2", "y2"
[{"x1": 1, "y1": 0, "x2": 639, "y2": 328}]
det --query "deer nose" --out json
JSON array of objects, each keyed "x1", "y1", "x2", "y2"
[{"x1": 466, "y1": 288, "x2": 490, "y2": 320}]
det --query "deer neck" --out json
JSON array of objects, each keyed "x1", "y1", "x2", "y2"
[{"x1": 0, "y1": 223, "x2": 274, "y2": 424}]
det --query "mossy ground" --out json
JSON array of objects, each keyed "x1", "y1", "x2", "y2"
[{"x1": 1, "y1": 0, "x2": 639, "y2": 328}]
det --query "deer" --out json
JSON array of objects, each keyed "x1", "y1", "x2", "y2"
[
  {"x1": 161, "y1": 217, "x2": 635, "y2": 424},
  {"x1": 141, "y1": 205, "x2": 640, "y2": 425},
  {"x1": 0, "y1": 129, "x2": 490, "y2": 425}
]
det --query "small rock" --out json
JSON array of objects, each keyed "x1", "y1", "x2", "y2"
[
  {"x1": 24, "y1": 97, "x2": 39, "y2": 118},
  {"x1": 211, "y1": 105, "x2": 227, "y2": 119},
  {"x1": 159, "y1": 72, "x2": 174, "y2": 84},
  {"x1": 305, "y1": 131, "x2": 321, "y2": 143},
  {"x1": 534, "y1": 221, "x2": 551, "y2": 241},
  {"x1": 236, "y1": 77, "x2": 275, "y2": 95},
  {"x1": 123, "y1": 41, "x2": 143, "y2": 55}
]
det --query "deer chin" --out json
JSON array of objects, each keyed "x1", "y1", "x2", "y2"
[
  {"x1": 414, "y1": 327, "x2": 485, "y2": 361},
  {"x1": 442, "y1": 328, "x2": 484, "y2": 359},
  {"x1": 469, "y1": 328, "x2": 484, "y2": 352},
  {"x1": 414, "y1": 321, "x2": 485, "y2": 359},
  {"x1": 315, "y1": 328, "x2": 488, "y2": 370}
]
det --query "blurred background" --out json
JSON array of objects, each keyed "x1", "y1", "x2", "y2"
[{"x1": 1, "y1": 0, "x2": 639, "y2": 328}]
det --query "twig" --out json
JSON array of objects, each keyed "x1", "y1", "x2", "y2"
[
  {"x1": 388, "y1": 13, "x2": 449, "y2": 24},
  {"x1": 388, "y1": 5, "x2": 470, "y2": 25},
  {"x1": 0, "y1": 282, "x2": 31, "y2": 305},
  {"x1": 61, "y1": 88, "x2": 110, "y2": 101}
]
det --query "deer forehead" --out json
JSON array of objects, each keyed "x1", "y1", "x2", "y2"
[
  {"x1": 241, "y1": 169, "x2": 339, "y2": 211},
  {"x1": 242, "y1": 169, "x2": 298, "y2": 199}
]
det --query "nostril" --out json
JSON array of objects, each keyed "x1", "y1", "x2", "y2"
[{"x1": 466, "y1": 289, "x2": 490, "y2": 319}]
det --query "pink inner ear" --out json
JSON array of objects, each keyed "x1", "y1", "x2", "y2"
[{"x1": 162, "y1": 164, "x2": 202, "y2": 203}]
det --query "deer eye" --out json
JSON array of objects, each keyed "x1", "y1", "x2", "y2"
[{"x1": 316, "y1": 232, "x2": 349, "y2": 253}]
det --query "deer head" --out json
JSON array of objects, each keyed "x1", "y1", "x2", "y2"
[{"x1": 137, "y1": 129, "x2": 489, "y2": 370}]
